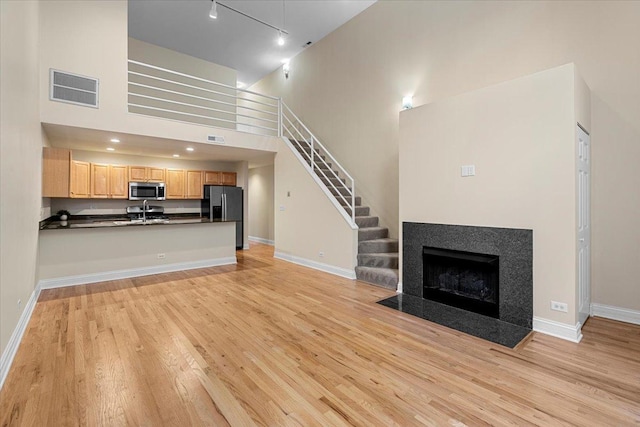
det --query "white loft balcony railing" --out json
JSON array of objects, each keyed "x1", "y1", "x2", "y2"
[
  {"x1": 128, "y1": 60, "x2": 280, "y2": 136},
  {"x1": 126, "y1": 59, "x2": 355, "y2": 225}
]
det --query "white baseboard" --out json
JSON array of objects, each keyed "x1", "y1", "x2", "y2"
[
  {"x1": 242, "y1": 244, "x2": 250, "y2": 250},
  {"x1": 591, "y1": 303, "x2": 640, "y2": 325},
  {"x1": 248, "y1": 236, "x2": 275, "y2": 246},
  {"x1": 533, "y1": 316, "x2": 583, "y2": 343},
  {"x1": 38, "y1": 257, "x2": 237, "y2": 290},
  {"x1": 274, "y1": 251, "x2": 356, "y2": 280},
  {"x1": 0, "y1": 284, "x2": 42, "y2": 390},
  {"x1": 396, "y1": 281, "x2": 403, "y2": 294}
]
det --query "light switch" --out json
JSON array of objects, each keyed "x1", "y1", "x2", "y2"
[
  {"x1": 279, "y1": 205, "x2": 285, "y2": 211},
  {"x1": 461, "y1": 165, "x2": 476, "y2": 177}
]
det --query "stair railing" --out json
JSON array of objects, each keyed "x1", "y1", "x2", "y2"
[{"x1": 280, "y1": 101, "x2": 356, "y2": 225}]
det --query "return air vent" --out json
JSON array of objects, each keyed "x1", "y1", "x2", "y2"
[
  {"x1": 50, "y1": 69, "x2": 99, "y2": 108},
  {"x1": 207, "y1": 135, "x2": 225, "y2": 144}
]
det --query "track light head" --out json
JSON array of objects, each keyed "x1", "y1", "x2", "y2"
[
  {"x1": 209, "y1": 0, "x2": 218, "y2": 19},
  {"x1": 277, "y1": 30, "x2": 285, "y2": 46}
]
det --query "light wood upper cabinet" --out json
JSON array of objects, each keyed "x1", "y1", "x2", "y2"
[
  {"x1": 203, "y1": 171, "x2": 221, "y2": 185},
  {"x1": 221, "y1": 172, "x2": 237, "y2": 186},
  {"x1": 91, "y1": 164, "x2": 128, "y2": 199},
  {"x1": 109, "y1": 165, "x2": 128, "y2": 199},
  {"x1": 129, "y1": 166, "x2": 165, "y2": 183},
  {"x1": 42, "y1": 147, "x2": 71, "y2": 198},
  {"x1": 128, "y1": 166, "x2": 147, "y2": 182},
  {"x1": 186, "y1": 170, "x2": 203, "y2": 199},
  {"x1": 70, "y1": 160, "x2": 90, "y2": 198},
  {"x1": 90, "y1": 163, "x2": 110, "y2": 198},
  {"x1": 148, "y1": 167, "x2": 165, "y2": 182},
  {"x1": 165, "y1": 169, "x2": 185, "y2": 199}
]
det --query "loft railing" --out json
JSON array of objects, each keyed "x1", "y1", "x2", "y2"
[
  {"x1": 127, "y1": 60, "x2": 280, "y2": 135},
  {"x1": 127, "y1": 59, "x2": 356, "y2": 226}
]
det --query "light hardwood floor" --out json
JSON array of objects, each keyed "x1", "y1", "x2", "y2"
[{"x1": 1, "y1": 243, "x2": 639, "y2": 426}]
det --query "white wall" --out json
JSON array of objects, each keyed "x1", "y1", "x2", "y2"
[
  {"x1": 275, "y1": 139, "x2": 357, "y2": 275},
  {"x1": 399, "y1": 65, "x2": 581, "y2": 325},
  {"x1": 0, "y1": 0, "x2": 45, "y2": 355},
  {"x1": 39, "y1": 0, "x2": 279, "y2": 156},
  {"x1": 250, "y1": 0, "x2": 640, "y2": 314},
  {"x1": 248, "y1": 165, "x2": 275, "y2": 242}
]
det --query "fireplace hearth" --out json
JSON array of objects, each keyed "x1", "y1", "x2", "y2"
[{"x1": 378, "y1": 222, "x2": 533, "y2": 348}]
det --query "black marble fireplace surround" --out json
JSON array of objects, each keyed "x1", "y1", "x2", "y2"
[{"x1": 378, "y1": 222, "x2": 533, "y2": 348}]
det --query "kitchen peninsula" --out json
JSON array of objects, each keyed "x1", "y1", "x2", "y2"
[{"x1": 38, "y1": 215, "x2": 237, "y2": 288}]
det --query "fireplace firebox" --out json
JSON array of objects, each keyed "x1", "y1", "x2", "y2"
[{"x1": 423, "y1": 247, "x2": 499, "y2": 318}]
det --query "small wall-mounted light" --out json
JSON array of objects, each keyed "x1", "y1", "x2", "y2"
[
  {"x1": 402, "y1": 95, "x2": 413, "y2": 110},
  {"x1": 282, "y1": 60, "x2": 290, "y2": 79}
]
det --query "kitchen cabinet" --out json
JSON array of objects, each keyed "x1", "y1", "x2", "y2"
[
  {"x1": 91, "y1": 164, "x2": 128, "y2": 199},
  {"x1": 186, "y1": 170, "x2": 203, "y2": 199},
  {"x1": 90, "y1": 163, "x2": 110, "y2": 198},
  {"x1": 70, "y1": 160, "x2": 90, "y2": 198},
  {"x1": 204, "y1": 171, "x2": 237, "y2": 186},
  {"x1": 221, "y1": 172, "x2": 237, "y2": 186},
  {"x1": 165, "y1": 169, "x2": 185, "y2": 199},
  {"x1": 42, "y1": 147, "x2": 71, "y2": 197},
  {"x1": 203, "y1": 171, "x2": 221, "y2": 185},
  {"x1": 109, "y1": 165, "x2": 128, "y2": 199},
  {"x1": 129, "y1": 166, "x2": 165, "y2": 182}
]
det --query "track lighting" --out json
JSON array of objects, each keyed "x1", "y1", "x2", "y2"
[
  {"x1": 209, "y1": 0, "x2": 217, "y2": 19},
  {"x1": 282, "y1": 60, "x2": 290, "y2": 79},
  {"x1": 208, "y1": 1, "x2": 289, "y2": 47}
]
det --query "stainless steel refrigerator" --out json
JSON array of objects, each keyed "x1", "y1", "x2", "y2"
[{"x1": 202, "y1": 186, "x2": 243, "y2": 249}]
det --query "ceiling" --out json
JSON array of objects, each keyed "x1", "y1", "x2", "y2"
[
  {"x1": 43, "y1": 124, "x2": 276, "y2": 168},
  {"x1": 128, "y1": 0, "x2": 376, "y2": 86}
]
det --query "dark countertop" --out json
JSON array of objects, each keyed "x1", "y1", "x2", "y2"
[{"x1": 40, "y1": 214, "x2": 236, "y2": 231}]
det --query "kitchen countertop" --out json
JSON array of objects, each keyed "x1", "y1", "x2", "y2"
[{"x1": 40, "y1": 214, "x2": 236, "y2": 231}]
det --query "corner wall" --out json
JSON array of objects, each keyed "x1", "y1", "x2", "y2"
[
  {"x1": 0, "y1": 0, "x2": 45, "y2": 354},
  {"x1": 399, "y1": 65, "x2": 578, "y2": 326}
]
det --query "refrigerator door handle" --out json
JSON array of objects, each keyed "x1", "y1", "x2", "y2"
[{"x1": 222, "y1": 193, "x2": 226, "y2": 221}]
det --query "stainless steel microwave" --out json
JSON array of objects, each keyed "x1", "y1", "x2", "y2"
[{"x1": 128, "y1": 182, "x2": 166, "y2": 201}]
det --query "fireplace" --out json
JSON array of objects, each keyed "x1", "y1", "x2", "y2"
[
  {"x1": 423, "y1": 247, "x2": 499, "y2": 318},
  {"x1": 401, "y1": 222, "x2": 533, "y2": 329}
]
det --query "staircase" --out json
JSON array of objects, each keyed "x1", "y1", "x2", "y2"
[{"x1": 292, "y1": 143, "x2": 399, "y2": 290}]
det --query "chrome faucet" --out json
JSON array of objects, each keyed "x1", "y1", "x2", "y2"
[{"x1": 142, "y1": 199, "x2": 148, "y2": 223}]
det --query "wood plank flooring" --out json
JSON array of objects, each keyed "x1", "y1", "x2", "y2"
[{"x1": 1, "y1": 243, "x2": 639, "y2": 426}]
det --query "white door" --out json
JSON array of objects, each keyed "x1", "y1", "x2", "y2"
[{"x1": 577, "y1": 125, "x2": 591, "y2": 325}]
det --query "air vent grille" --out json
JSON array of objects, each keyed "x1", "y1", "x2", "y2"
[
  {"x1": 50, "y1": 69, "x2": 99, "y2": 108},
  {"x1": 207, "y1": 135, "x2": 225, "y2": 144}
]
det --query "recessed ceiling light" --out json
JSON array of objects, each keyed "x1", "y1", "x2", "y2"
[
  {"x1": 110, "y1": 138, "x2": 120, "y2": 143},
  {"x1": 186, "y1": 147, "x2": 194, "y2": 152},
  {"x1": 173, "y1": 154, "x2": 180, "y2": 158},
  {"x1": 106, "y1": 147, "x2": 115, "y2": 151}
]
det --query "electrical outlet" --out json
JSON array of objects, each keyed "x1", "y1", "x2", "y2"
[
  {"x1": 461, "y1": 165, "x2": 476, "y2": 177},
  {"x1": 319, "y1": 251, "x2": 324, "y2": 258},
  {"x1": 157, "y1": 253, "x2": 166, "y2": 259},
  {"x1": 550, "y1": 301, "x2": 568, "y2": 312}
]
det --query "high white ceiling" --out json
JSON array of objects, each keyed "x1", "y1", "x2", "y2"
[{"x1": 128, "y1": 0, "x2": 376, "y2": 86}]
